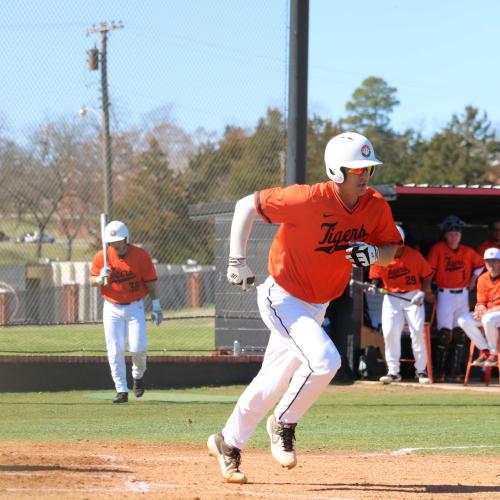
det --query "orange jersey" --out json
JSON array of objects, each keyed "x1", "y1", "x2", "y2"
[
  {"x1": 369, "y1": 246, "x2": 433, "y2": 293},
  {"x1": 427, "y1": 241, "x2": 483, "y2": 289},
  {"x1": 477, "y1": 240, "x2": 500, "y2": 258},
  {"x1": 476, "y1": 272, "x2": 500, "y2": 310},
  {"x1": 255, "y1": 183, "x2": 402, "y2": 304},
  {"x1": 91, "y1": 244, "x2": 158, "y2": 304}
]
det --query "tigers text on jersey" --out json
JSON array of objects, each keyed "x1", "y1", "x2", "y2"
[
  {"x1": 477, "y1": 273, "x2": 500, "y2": 310},
  {"x1": 369, "y1": 246, "x2": 433, "y2": 293},
  {"x1": 255, "y1": 183, "x2": 402, "y2": 304},
  {"x1": 91, "y1": 244, "x2": 158, "y2": 304},
  {"x1": 427, "y1": 242, "x2": 484, "y2": 289}
]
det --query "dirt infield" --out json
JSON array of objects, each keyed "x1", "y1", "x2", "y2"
[{"x1": 1, "y1": 442, "x2": 500, "y2": 499}]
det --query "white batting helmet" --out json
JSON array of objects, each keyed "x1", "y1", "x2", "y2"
[
  {"x1": 104, "y1": 220, "x2": 129, "y2": 243},
  {"x1": 324, "y1": 132, "x2": 383, "y2": 183}
]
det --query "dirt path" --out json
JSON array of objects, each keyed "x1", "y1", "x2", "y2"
[{"x1": 1, "y1": 442, "x2": 500, "y2": 499}]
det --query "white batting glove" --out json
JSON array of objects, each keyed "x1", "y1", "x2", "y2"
[
  {"x1": 95, "y1": 267, "x2": 110, "y2": 285},
  {"x1": 227, "y1": 257, "x2": 255, "y2": 291},
  {"x1": 151, "y1": 299, "x2": 163, "y2": 326},
  {"x1": 410, "y1": 290, "x2": 425, "y2": 306},
  {"x1": 345, "y1": 242, "x2": 379, "y2": 268}
]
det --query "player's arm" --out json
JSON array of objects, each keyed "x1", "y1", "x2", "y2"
[
  {"x1": 145, "y1": 280, "x2": 163, "y2": 326},
  {"x1": 90, "y1": 252, "x2": 109, "y2": 287},
  {"x1": 377, "y1": 245, "x2": 398, "y2": 266},
  {"x1": 469, "y1": 251, "x2": 485, "y2": 289},
  {"x1": 421, "y1": 275, "x2": 435, "y2": 303},
  {"x1": 227, "y1": 194, "x2": 257, "y2": 291}
]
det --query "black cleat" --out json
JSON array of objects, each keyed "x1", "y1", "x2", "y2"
[
  {"x1": 133, "y1": 378, "x2": 145, "y2": 398},
  {"x1": 113, "y1": 392, "x2": 128, "y2": 404}
]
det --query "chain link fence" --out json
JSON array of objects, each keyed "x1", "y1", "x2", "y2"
[{"x1": 0, "y1": 1, "x2": 289, "y2": 354}]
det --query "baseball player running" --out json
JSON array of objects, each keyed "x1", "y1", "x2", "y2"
[
  {"x1": 369, "y1": 225, "x2": 434, "y2": 384},
  {"x1": 207, "y1": 132, "x2": 402, "y2": 483},
  {"x1": 427, "y1": 215, "x2": 484, "y2": 382},
  {"x1": 90, "y1": 220, "x2": 163, "y2": 403},
  {"x1": 458, "y1": 248, "x2": 500, "y2": 367}
]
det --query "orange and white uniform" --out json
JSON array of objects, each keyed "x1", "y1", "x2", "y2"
[
  {"x1": 222, "y1": 183, "x2": 401, "y2": 449},
  {"x1": 91, "y1": 245, "x2": 158, "y2": 393},
  {"x1": 257, "y1": 184, "x2": 402, "y2": 304},
  {"x1": 427, "y1": 242, "x2": 484, "y2": 330},
  {"x1": 369, "y1": 247, "x2": 433, "y2": 375},
  {"x1": 458, "y1": 272, "x2": 500, "y2": 355}
]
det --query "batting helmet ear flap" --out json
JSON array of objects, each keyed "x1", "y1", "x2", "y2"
[{"x1": 327, "y1": 166, "x2": 345, "y2": 183}]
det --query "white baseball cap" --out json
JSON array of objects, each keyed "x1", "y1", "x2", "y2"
[{"x1": 484, "y1": 247, "x2": 500, "y2": 260}]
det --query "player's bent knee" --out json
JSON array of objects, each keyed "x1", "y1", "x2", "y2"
[{"x1": 311, "y1": 343, "x2": 341, "y2": 375}]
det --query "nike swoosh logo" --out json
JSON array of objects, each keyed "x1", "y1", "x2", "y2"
[{"x1": 322, "y1": 213, "x2": 334, "y2": 218}]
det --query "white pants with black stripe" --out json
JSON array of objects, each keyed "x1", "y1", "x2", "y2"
[
  {"x1": 103, "y1": 299, "x2": 147, "y2": 393},
  {"x1": 222, "y1": 276, "x2": 341, "y2": 450},
  {"x1": 381, "y1": 291, "x2": 427, "y2": 374}
]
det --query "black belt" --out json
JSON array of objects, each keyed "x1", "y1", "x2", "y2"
[{"x1": 438, "y1": 288, "x2": 464, "y2": 294}]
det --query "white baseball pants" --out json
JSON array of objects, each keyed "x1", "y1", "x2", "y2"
[
  {"x1": 103, "y1": 299, "x2": 147, "y2": 393},
  {"x1": 436, "y1": 288, "x2": 469, "y2": 330},
  {"x1": 458, "y1": 310, "x2": 500, "y2": 354},
  {"x1": 222, "y1": 276, "x2": 341, "y2": 450},
  {"x1": 381, "y1": 291, "x2": 427, "y2": 374}
]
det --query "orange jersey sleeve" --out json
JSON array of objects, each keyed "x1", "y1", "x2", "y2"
[
  {"x1": 91, "y1": 244, "x2": 157, "y2": 304},
  {"x1": 428, "y1": 242, "x2": 483, "y2": 288},
  {"x1": 476, "y1": 273, "x2": 500, "y2": 309},
  {"x1": 255, "y1": 183, "x2": 402, "y2": 303},
  {"x1": 368, "y1": 247, "x2": 432, "y2": 293}
]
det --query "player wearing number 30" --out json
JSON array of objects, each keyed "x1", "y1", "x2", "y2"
[
  {"x1": 207, "y1": 132, "x2": 402, "y2": 483},
  {"x1": 90, "y1": 220, "x2": 162, "y2": 404},
  {"x1": 369, "y1": 226, "x2": 434, "y2": 384}
]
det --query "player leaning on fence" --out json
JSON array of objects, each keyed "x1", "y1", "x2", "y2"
[
  {"x1": 207, "y1": 132, "x2": 402, "y2": 484},
  {"x1": 90, "y1": 220, "x2": 163, "y2": 404}
]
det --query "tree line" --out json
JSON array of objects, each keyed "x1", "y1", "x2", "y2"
[{"x1": 0, "y1": 76, "x2": 497, "y2": 264}]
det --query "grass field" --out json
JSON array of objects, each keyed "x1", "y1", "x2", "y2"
[
  {"x1": 2, "y1": 384, "x2": 499, "y2": 455},
  {"x1": 0, "y1": 317, "x2": 215, "y2": 355},
  {"x1": 0, "y1": 240, "x2": 95, "y2": 264}
]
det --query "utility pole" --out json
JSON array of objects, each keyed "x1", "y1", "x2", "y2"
[
  {"x1": 287, "y1": 0, "x2": 309, "y2": 185},
  {"x1": 85, "y1": 21, "x2": 123, "y2": 219}
]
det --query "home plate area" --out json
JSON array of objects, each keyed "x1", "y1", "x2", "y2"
[{"x1": 1, "y1": 442, "x2": 499, "y2": 499}]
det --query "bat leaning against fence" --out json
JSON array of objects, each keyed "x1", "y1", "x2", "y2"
[{"x1": 349, "y1": 279, "x2": 420, "y2": 304}]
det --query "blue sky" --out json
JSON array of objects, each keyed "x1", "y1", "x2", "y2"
[{"x1": 1, "y1": 0, "x2": 499, "y2": 140}]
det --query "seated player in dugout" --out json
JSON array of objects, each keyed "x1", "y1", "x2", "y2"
[
  {"x1": 369, "y1": 225, "x2": 435, "y2": 384},
  {"x1": 427, "y1": 215, "x2": 484, "y2": 382},
  {"x1": 458, "y1": 247, "x2": 500, "y2": 367},
  {"x1": 476, "y1": 218, "x2": 500, "y2": 257}
]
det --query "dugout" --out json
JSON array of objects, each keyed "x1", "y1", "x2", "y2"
[{"x1": 190, "y1": 183, "x2": 500, "y2": 380}]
